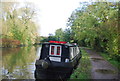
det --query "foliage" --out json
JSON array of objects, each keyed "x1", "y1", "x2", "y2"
[
  {"x1": 62, "y1": 28, "x2": 72, "y2": 42},
  {"x1": 0, "y1": 38, "x2": 20, "y2": 47},
  {"x1": 67, "y1": 2, "x2": 119, "y2": 61},
  {"x1": 55, "y1": 28, "x2": 64, "y2": 41},
  {"x1": 40, "y1": 34, "x2": 57, "y2": 42},
  {"x1": 40, "y1": 28, "x2": 73, "y2": 43},
  {"x1": 100, "y1": 52, "x2": 120, "y2": 70},
  {"x1": 54, "y1": 28, "x2": 73, "y2": 42},
  {"x1": 1, "y1": 2, "x2": 38, "y2": 47}
]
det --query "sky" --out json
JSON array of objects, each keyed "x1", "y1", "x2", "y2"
[
  {"x1": 2, "y1": 0, "x2": 118, "y2": 36},
  {"x1": 30, "y1": 0, "x2": 118, "y2": 36},
  {"x1": 2, "y1": 0, "x2": 92, "y2": 36},
  {"x1": 33, "y1": 0, "x2": 83, "y2": 36}
]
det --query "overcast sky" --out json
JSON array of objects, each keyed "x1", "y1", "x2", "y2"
[
  {"x1": 31, "y1": 0, "x2": 118, "y2": 36},
  {"x1": 2, "y1": 0, "x2": 118, "y2": 36},
  {"x1": 33, "y1": 0, "x2": 84, "y2": 36}
]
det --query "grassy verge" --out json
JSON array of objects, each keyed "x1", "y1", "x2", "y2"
[
  {"x1": 100, "y1": 53, "x2": 120, "y2": 70},
  {"x1": 70, "y1": 48, "x2": 91, "y2": 79}
]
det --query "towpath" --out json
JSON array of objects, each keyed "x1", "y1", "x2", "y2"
[{"x1": 83, "y1": 48, "x2": 119, "y2": 79}]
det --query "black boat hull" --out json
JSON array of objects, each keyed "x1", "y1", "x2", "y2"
[
  {"x1": 35, "y1": 66, "x2": 73, "y2": 79},
  {"x1": 34, "y1": 55, "x2": 82, "y2": 79}
]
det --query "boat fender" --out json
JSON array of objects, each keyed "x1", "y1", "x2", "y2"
[
  {"x1": 35, "y1": 60, "x2": 49, "y2": 69},
  {"x1": 65, "y1": 58, "x2": 69, "y2": 62},
  {"x1": 41, "y1": 60, "x2": 49, "y2": 69}
]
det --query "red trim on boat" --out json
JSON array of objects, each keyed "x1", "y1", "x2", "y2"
[{"x1": 49, "y1": 41, "x2": 67, "y2": 44}]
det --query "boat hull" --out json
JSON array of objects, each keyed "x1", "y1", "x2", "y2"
[{"x1": 34, "y1": 55, "x2": 81, "y2": 79}]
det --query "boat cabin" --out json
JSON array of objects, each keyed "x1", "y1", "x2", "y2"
[
  {"x1": 35, "y1": 41, "x2": 82, "y2": 79},
  {"x1": 39, "y1": 41, "x2": 80, "y2": 63}
]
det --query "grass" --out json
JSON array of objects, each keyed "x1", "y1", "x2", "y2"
[
  {"x1": 69, "y1": 48, "x2": 91, "y2": 79},
  {"x1": 100, "y1": 53, "x2": 120, "y2": 70}
]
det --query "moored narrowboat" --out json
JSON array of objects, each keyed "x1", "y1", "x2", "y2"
[{"x1": 35, "y1": 41, "x2": 82, "y2": 79}]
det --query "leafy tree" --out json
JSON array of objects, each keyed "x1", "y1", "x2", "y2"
[
  {"x1": 55, "y1": 28, "x2": 64, "y2": 41},
  {"x1": 40, "y1": 34, "x2": 57, "y2": 42},
  {"x1": 1, "y1": 2, "x2": 38, "y2": 46},
  {"x1": 67, "y1": 2, "x2": 119, "y2": 60},
  {"x1": 62, "y1": 28, "x2": 72, "y2": 42}
]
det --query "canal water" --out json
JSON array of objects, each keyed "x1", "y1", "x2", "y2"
[{"x1": 1, "y1": 46, "x2": 41, "y2": 79}]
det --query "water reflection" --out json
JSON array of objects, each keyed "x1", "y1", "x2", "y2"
[{"x1": 2, "y1": 46, "x2": 41, "y2": 79}]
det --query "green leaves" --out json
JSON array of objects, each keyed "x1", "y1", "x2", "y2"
[
  {"x1": 1, "y1": 2, "x2": 38, "y2": 46},
  {"x1": 55, "y1": 28, "x2": 64, "y2": 41},
  {"x1": 67, "y1": 2, "x2": 119, "y2": 60}
]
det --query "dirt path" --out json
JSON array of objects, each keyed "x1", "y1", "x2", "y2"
[{"x1": 83, "y1": 48, "x2": 119, "y2": 79}]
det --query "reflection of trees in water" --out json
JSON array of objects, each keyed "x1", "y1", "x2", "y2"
[
  {"x1": 2, "y1": 46, "x2": 37, "y2": 79},
  {"x1": 2, "y1": 47, "x2": 21, "y2": 56}
]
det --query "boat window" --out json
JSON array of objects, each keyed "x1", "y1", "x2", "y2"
[
  {"x1": 74, "y1": 47, "x2": 77, "y2": 56},
  {"x1": 76, "y1": 47, "x2": 80, "y2": 54},
  {"x1": 57, "y1": 46, "x2": 60, "y2": 55},
  {"x1": 70, "y1": 47, "x2": 74, "y2": 59},
  {"x1": 73, "y1": 47, "x2": 75, "y2": 56},
  {"x1": 51, "y1": 46, "x2": 55, "y2": 55},
  {"x1": 70, "y1": 47, "x2": 78, "y2": 60},
  {"x1": 49, "y1": 45, "x2": 61, "y2": 56}
]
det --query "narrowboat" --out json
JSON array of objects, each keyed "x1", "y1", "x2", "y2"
[{"x1": 34, "y1": 41, "x2": 82, "y2": 79}]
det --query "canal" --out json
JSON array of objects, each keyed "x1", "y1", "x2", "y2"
[{"x1": 1, "y1": 45, "x2": 41, "y2": 79}]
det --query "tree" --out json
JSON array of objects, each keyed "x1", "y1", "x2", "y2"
[
  {"x1": 1, "y1": 2, "x2": 39, "y2": 46},
  {"x1": 55, "y1": 28, "x2": 64, "y2": 41},
  {"x1": 62, "y1": 28, "x2": 72, "y2": 42},
  {"x1": 67, "y1": 2, "x2": 119, "y2": 60}
]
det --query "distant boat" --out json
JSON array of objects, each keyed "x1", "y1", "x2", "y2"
[{"x1": 35, "y1": 41, "x2": 82, "y2": 79}]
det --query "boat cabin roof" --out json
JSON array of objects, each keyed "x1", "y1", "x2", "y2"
[{"x1": 42, "y1": 41, "x2": 78, "y2": 47}]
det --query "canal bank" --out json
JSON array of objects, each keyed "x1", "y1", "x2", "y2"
[{"x1": 84, "y1": 48, "x2": 119, "y2": 79}]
